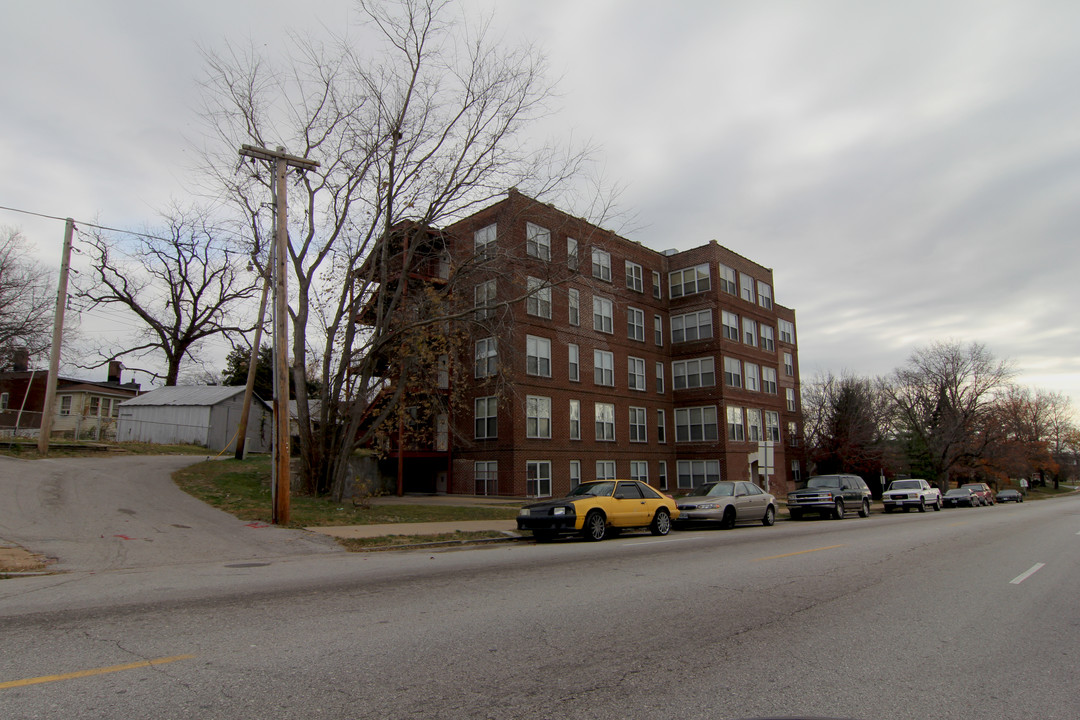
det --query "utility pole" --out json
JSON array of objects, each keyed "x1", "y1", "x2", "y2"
[
  {"x1": 234, "y1": 244, "x2": 273, "y2": 461},
  {"x1": 38, "y1": 218, "x2": 75, "y2": 456},
  {"x1": 237, "y1": 145, "x2": 318, "y2": 525}
]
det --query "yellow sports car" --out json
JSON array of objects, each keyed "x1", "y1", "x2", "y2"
[{"x1": 516, "y1": 480, "x2": 679, "y2": 541}]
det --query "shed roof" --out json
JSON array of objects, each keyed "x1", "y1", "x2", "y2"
[{"x1": 119, "y1": 385, "x2": 266, "y2": 408}]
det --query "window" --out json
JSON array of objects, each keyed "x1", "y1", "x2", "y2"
[
  {"x1": 739, "y1": 272, "x2": 755, "y2": 302},
  {"x1": 526, "y1": 277, "x2": 551, "y2": 319},
  {"x1": 569, "y1": 400, "x2": 581, "y2": 440},
  {"x1": 671, "y1": 310, "x2": 713, "y2": 343},
  {"x1": 747, "y1": 409, "x2": 763, "y2": 442},
  {"x1": 474, "y1": 223, "x2": 497, "y2": 257},
  {"x1": 677, "y1": 460, "x2": 720, "y2": 489},
  {"x1": 760, "y1": 325, "x2": 775, "y2": 351},
  {"x1": 721, "y1": 311, "x2": 739, "y2": 340},
  {"x1": 727, "y1": 406, "x2": 745, "y2": 441},
  {"x1": 788, "y1": 421, "x2": 798, "y2": 443},
  {"x1": 762, "y1": 367, "x2": 778, "y2": 394},
  {"x1": 654, "y1": 315, "x2": 663, "y2": 346},
  {"x1": 0, "y1": 392, "x2": 8, "y2": 410},
  {"x1": 526, "y1": 396, "x2": 552, "y2": 439},
  {"x1": 658, "y1": 460, "x2": 668, "y2": 490},
  {"x1": 724, "y1": 357, "x2": 742, "y2": 388},
  {"x1": 742, "y1": 317, "x2": 757, "y2": 346},
  {"x1": 758, "y1": 282, "x2": 773, "y2": 309},
  {"x1": 526, "y1": 222, "x2": 551, "y2": 261},
  {"x1": 745, "y1": 363, "x2": 760, "y2": 391},
  {"x1": 594, "y1": 350, "x2": 614, "y2": 386},
  {"x1": 475, "y1": 396, "x2": 497, "y2": 439},
  {"x1": 595, "y1": 402, "x2": 615, "y2": 441},
  {"x1": 593, "y1": 296, "x2": 613, "y2": 333},
  {"x1": 791, "y1": 459, "x2": 802, "y2": 483},
  {"x1": 526, "y1": 335, "x2": 551, "y2": 377},
  {"x1": 475, "y1": 461, "x2": 498, "y2": 495},
  {"x1": 592, "y1": 248, "x2": 611, "y2": 281},
  {"x1": 475, "y1": 337, "x2": 497, "y2": 378},
  {"x1": 786, "y1": 387, "x2": 797, "y2": 412},
  {"x1": 652, "y1": 270, "x2": 662, "y2": 299},
  {"x1": 567, "y1": 237, "x2": 578, "y2": 270},
  {"x1": 568, "y1": 288, "x2": 580, "y2": 326},
  {"x1": 675, "y1": 406, "x2": 719, "y2": 442},
  {"x1": 568, "y1": 343, "x2": 580, "y2": 382},
  {"x1": 718, "y1": 264, "x2": 737, "y2": 294},
  {"x1": 765, "y1": 411, "x2": 781, "y2": 442},
  {"x1": 626, "y1": 261, "x2": 643, "y2": 292},
  {"x1": 629, "y1": 407, "x2": 647, "y2": 442},
  {"x1": 527, "y1": 460, "x2": 552, "y2": 498},
  {"x1": 568, "y1": 460, "x2": 581, "y2": 489},
  {"x1": 630, "y1": 460, "x2": 649, "y2": 483},
  {"x1": 656, "y1": 362, "x2": 665, "y2": 393},
  {"x1": 628, "y1": 357, "x2": 646, "y2": 391},
  {"x1": 673, "y1": 357, "x2": 715, "y2": 390},
  {"x1": 784, "y1": 352, "x2": 794, "y2": 376},
  {"x1": 657, "y1": 409, "x2": 667, "y2": 443},
  {"x1": 596, "y1": 460, "x2": 616, "y2": 480},
  {"x1": 474, "y1": 280, "x2": 496, "y2": 320},
  {"x1": 59, "y1": 395, "x2": 72, "y2": 416},
  {"x1": 89, "y1": 397, "x2": 100, "y2": 416},
  {"x1": 111, "y1": 399, "x2": 120, "y2": 417},
  {"x1": 779, "y1": 319, "x2": 795, "y2": 344},
  {"x1": 626, "y1": 307, "x2": 645, "y2": 342},
  {"x1": 669, "y1": 263, "x2": 711, "y2": 298}
]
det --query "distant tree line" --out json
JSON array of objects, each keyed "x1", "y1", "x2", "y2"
[{"x1": 802, "y1": 340, "x2": 1079, "y2": 494}]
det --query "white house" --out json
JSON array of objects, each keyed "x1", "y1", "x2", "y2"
[{"x1": 117, "y1": 386, "x2": 273, "y2": 453}]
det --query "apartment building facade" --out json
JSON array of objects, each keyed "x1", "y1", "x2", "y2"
[{"x1": 367, "y1": 189, "x2": 803, "y2": 498}]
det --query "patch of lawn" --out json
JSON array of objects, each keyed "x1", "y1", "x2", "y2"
[{"x1": 172, "y1": 455, "x2": 521, "y2": 528}]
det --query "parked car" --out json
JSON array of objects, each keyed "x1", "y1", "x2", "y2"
[
  {"x1": 995, "y1": 488, "x2": 1024, "y2": 503},
  {"x1": 787, "y1": 474, "x2": 872, "y2": 520},
  {"x1": 882, "y1": 479, "x2": 942, "y2": 513},
  {"x1": 674, "y1": 481, "x2": 777, "y2": 529},
  {"x1": 942, "y1": 488, "x2": 979, "y2": 507},
  {"x1": 961, "y1": 482, "x2": 994, "y2": 506},
  {"x1": 516, "y1": 480, "x2": 678, "y2": 541}
]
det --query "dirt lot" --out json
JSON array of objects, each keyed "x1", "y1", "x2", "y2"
[{"x1": 0, "y1": 544, "x2": 49, "y2": 573}]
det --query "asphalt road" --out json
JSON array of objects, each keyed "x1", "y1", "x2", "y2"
[{"x1": 2, "y1": 458, "x2": 1078, "y2": 719}]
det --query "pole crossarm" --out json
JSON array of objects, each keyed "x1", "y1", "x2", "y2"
[{"x1": 238, "y1": 144, "x2": 320, "y2": 172}]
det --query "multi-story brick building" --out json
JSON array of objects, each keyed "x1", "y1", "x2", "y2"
[{"x1": 364, "y1": 189, "x2": 803, "y2": 498}]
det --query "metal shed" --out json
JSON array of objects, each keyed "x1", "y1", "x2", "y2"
[{"x1": 116, "y1": 386, "x2": 273, "y2": 453}]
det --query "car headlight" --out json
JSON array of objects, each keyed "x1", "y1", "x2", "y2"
[
  {"x1": 696, "y1": 503, "x2": 721, "y2": 510},
  {"x1": 518, "y1": 508, "x2": 530, "y2": 517},
  {"x1": 552, "y1": 507, "x2": 566, "y2": 516}
]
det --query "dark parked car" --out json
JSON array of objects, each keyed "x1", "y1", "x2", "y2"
[
  {"x1": 995, "y1": 488, "x2": 1024, "y2": 503},
  {"x1": 787, "y1": 474, "x2": 872, "y2": 520},
  {"x1": 942, "y1": 488, "x2": 979, "y2": 507},
  {"x1": 961, "y1": 482, "x2": 994, "y2": 506}
]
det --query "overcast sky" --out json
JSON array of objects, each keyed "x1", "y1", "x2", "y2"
[{"x1": 3, "y1": 0, "x2": 1079, "y2": 405}]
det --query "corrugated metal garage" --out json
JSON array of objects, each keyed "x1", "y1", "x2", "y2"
[{"x1": 116, "y1": 386, "x2": 273, "y2": 453}]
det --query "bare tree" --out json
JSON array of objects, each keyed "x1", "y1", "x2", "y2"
[
  {"x1": 0, "y1": 226, "x2": 54, "y2": 369},
  {"x1": 885, "y1": 341, "x2": 1014, "y2": 490},
  {"x1": 199, "y1": 0, "x2": 589, "y2": 495},
  {"x1": 994, "y1": 385, "x2": 1076, "y2": 488},
  {"x1": 74, "y1": 206, "x2": 259, "y2": 385}
]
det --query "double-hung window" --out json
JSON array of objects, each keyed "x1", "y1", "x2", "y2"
[
  {"x1": 671, "y1": 310, "x2": 712, "y2": 343},
  {"x1": 568, "y1": 288, "x2": 580, "y2": 326},
  {"x1": 673, "y1": 357, "x2": 716, "y2": 390},
  {"x1": 655, "y1": 362, "x2": 665, "y2": 393},
  {"x1": 526, "y1": 335, "x2": 551, "y2": 377},
  {"x1": 784, "y1": 352, "x2": 795, "y2": 376},
  {"x1": 475, "y1": 337, "x2": 497, "y2": 378},
  {"x1": 526, "y1": 277, "x2": 551, "y2": 319},
  {"x1": 718, "y1": 264, "x2": 737, "y2": 294},
  {"x1": 675, "y1": 406, "x2": 719, "y2": 442},
  {"x1": 786, "y1": 387, "x2": 796, "y2": 412},
  {"x1": 596, "y1": 460, "x2": 616, "y2": 480},
  {"x1": 652, "y1": 270, "x2": 662, "y2": 299},
  {"x1": 739, "y1": 272, "x2": 755, "y2": 302},
  {"x1": 760, "y1": 325, "x2": 775, "y2": 351},
  {"x1": 628, "y1": 357, "x2": 646, "y2": 391},
  {"x1": 742, "y1": 317, "x2": 757, "y2": 346},
  {"x1": 654, "y1": 315, "x2": 663, "y2": 346},
  {"x1": 747, "y1": 409, "x2": 763, "y2": 442},
  {"x1": 594, "y1": 350, "x2": 614, "y2": 386},
  {"x1": 567, "y1": 237, "x2": 578, "y2": 270},
  {"x1": 657, "y1": 409, "x2": 667, "y2": 443},
  {"x1": 592, "y1": 248, "x2": 611, "y2": 281},
  {"x1": 475, "y1": 397, "x2": 497, "y2": 439},
  {"x1": 779, "y1": 319, "x2": 795, "y2": 344},
  {"x1": 630, "y1": 460, "x2": 649, "y2": 483},
  {"x1": 669, "y1": 263, "x2": 711, "y2": 298},
  {"x1": 568, "y1": 344, "x2": 580, "y2": 382},
  {"x1": 595, "y1": 403, "x2": 615, "y2": 441},
  {"x1": 744, "y1": 363, "x2": 760, "y2": 391},
  {"x1": 526, "y1": 222, "x2": 551, "y2": 261},
  {"x1": 724, "y1": 357, "x2": 742, "y2": 388},
  {"x1": 677, "y1": 460, "x2": 720, "y2": 489},
  {"x1": 765, "y1": 411, "x2": 781, "y2": 442},
  {"x1": 593, "y1": 296, "x2": 613, "y2": 333},
  {"x1": 527, "y1": 461, "x2": 552, "y2": 498},
  {"x1": 629, "y1": 407, "x2": 647, "y2": 442},
  {"x1": 721, "y1": 311, "x2": 739, "y2": 340},
  {"x1": 526, "y1": 396, "x2": 552, "y2": 439},
  {"x1": 569, "y1": 399, "x2": 581, "y2": 440},
  {"x1": 474, "y1": 224, "x2": 497, "y2": 257},
  {"x1": 625, "y1": 261, "x2": 643, "y2": 292},
  {"x1": 627, "y1": 307, "x2": 645, "y2": 341},
  {"x1": 474, "y1": 280, "x2": 496, "y2": 320},
  {"x1": 726, "y1": 406, "x2": 745, "y2": 441},
  {"x1": 762, "y1": 367, "x2": 778, "y2": 394}
]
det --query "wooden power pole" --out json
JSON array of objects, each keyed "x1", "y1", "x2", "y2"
[{"x1": 237, "y1": 145, "x2": 318, "y2": 525}]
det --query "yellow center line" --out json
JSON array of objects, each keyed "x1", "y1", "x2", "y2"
[
  {"x1": 948, "y1": 522, "x2": 968, "y2": 527},
  {"x1": 0, "y1": 654, "x2": 195, "y2": 690},
  {"x1": 755, "y1": 544, "x2": 845, "y2": 561}
]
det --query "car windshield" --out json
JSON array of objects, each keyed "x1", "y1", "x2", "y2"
[
  {"x1": 568, "y1": 482, "x2": 615, "y2": 498},
  {"x1": 945, "y1": 489, "x2": 968, "y2": 496},
  {"x1": 696, "y1": 482, "x2": 735, "y2": 497},
  {"x1": 961, "y1": 484, "x2": 983, "y2": 490},
  {"x1": 890, "y1": 480, "x2": 921, "y2": 490},
  {"x1": 807, "y1": 477, "x2": 841, "y2": 489}
]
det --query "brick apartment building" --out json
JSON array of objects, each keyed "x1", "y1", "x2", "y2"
[{"x1": 363, "y1": 189, "x2": 803, "y2": 498}]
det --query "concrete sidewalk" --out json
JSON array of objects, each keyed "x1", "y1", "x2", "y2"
[{"x1": 307, "y1": 519, "x2": 521, "y2": 539}]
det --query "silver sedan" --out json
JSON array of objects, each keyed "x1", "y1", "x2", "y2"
[{"x1": 674, "y1": 481, "x2": 777, "y2": 529}]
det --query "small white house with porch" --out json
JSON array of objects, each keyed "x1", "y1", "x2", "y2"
[{"x1": 116, "y1": 386, "x2": 273, "y2": 453}]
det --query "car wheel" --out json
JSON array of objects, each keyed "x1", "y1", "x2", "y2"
[
  {"x1": 789, "y1": 508, "x2": 803, "y2": 520},
  {"x1": 933, "y1": 499, "x2": 941, "y2": 511},
  {"x1": 720, "y1": 507, "x2": 737, "y2": 529},
  {"x1": 762, "y1": 505, "x2": 776, "y2": 526},
  {"x1": 532, "y1": 530, "x2": 557, "y2": 543},
  {"x1": 859, "y1": 499, "x2": 871, "y2": 518},
  {"x1": 583, "y1": 511, "x2": 607, "y2": 541},
  {"x1": 650, "y1": 508, "x2": 672, "y2": 536},
  {"x1": 832, "y1": 500, "x2": 845, "y2": 520},
  {"x1": 918, "y1": 499, "x2": 927, "y2": 513}
]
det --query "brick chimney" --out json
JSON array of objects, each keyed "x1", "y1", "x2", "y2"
[
  {"x1": 107, "y1": 360, "x2": 124, "y2": 384},
  {"x1": 12, "y1": 348, "x2": 29, "y2": 372}
]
